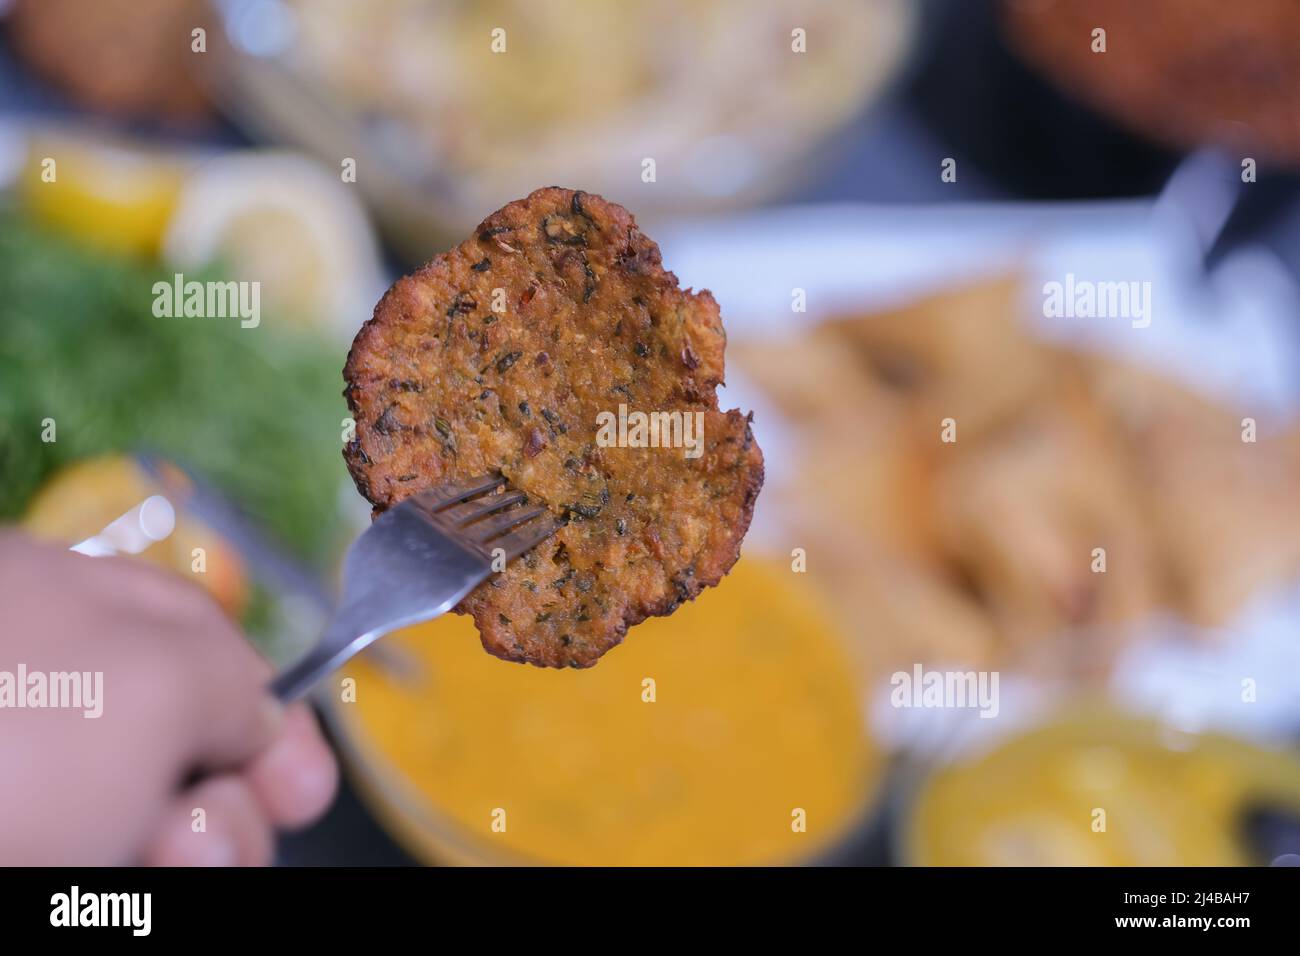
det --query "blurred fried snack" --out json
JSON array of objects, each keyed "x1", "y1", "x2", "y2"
[
  {"x1": 733, "y1": 328, "x2": 994, "y2": 672},
  {"x1": 734, "y1": 275, "x2": 1300, "y2": 673},
  {"x1": 8, "y1": 0, "x2": 213, "y2": 122},
  {"x1": 932, "y1": 362, "x2": 1166, "y2": 657},
  {"x1": 731, "y1": 327, "x2": 889, "y2": 430},
  {"x1": 1086, "y1": 360, "x2": 1300, "y2": 626},
  {"x1": 824, "y1": 277, "x2": 1054, "y2": 439},
  {"x1": 731, "y1": 330, "x2": 938, "y2": 567},
  {"x1": 799, "y1": 512, "x2": 1001, "y2": 673}
]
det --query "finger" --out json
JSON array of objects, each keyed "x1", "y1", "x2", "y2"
[
  {"x1": 140, "y1": 775, "x2": 274, "y2": 867},
  {"x1": 244, "y1": 705, "x2": 339, "y2": 829},
  {"x1": 187, "y1": 688, "x2": 284, "y2": 776},
  {"x1": 60, "y1": 548, "x2": 282, "y2": 772},
  {"x1": 79, "y1": 550, "x2": 216, "y2": 626},
  {"x1": 164, "y1": 602, "x2": 282, "y2": 773}
]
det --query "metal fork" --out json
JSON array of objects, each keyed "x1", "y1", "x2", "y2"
[{"x1": 269, "y1": 473, "x2": 562, "y2": 702}]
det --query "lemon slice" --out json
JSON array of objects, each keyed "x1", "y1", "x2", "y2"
[
  {"x1": 19, "y1": 128, "x2": 189, "y2": 257},
  {"x1": 163, "y1": 151, "x2": 386, "y2": 338}
]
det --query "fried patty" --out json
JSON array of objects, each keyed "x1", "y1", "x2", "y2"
[{"x1": 344, "y1": 187, "x2": 763, "y2": 668}]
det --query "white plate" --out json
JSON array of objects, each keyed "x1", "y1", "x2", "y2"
[{"x1": 653, "y1": 201, "x2": 1300, "y2": 745}]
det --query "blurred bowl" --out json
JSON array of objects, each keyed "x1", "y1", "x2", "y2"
[
  {"x1": 320, "y1": 557, "x2": 888, "y2": 866},
  {"x1": 201, "y1": 0, "x2": 918, "y2": 258},
  {"x1": 897, "y1": 702, "x2": 1300, "y2": 866}
]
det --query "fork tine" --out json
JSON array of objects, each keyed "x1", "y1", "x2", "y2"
[
  {"x1": 270, "y1": 471, "x2": 566, "y2": 702},
  {"x1": 441, "y1": 489, "x2": 528, "y2": 527},
  {"x1": 465, "y1": 504, "x2": 549, "y2": 543},
  {"x1": 492, "y1": 515, "x2": 565, "y2": 561},
  {"x1": 414, "y1": 472, "x2": 504, "y2": 508}
]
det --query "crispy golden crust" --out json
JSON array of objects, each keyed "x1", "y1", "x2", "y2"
[{"x1": 344, "y1": 188, "x2": 763, "y2": 667}]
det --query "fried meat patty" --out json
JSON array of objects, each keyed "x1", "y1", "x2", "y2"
[{"x1": 344, "y1": 188, "x2": 763, "y2": 668}]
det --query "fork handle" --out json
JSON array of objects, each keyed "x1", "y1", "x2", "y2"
[
  {"x1": 268, "y1": 612, "x2": 373, "y2": 703},
  {"x1": 268, "y1": 606, "x2": 445, "y2": 702},
  {"x1": 270, "y1": 649, "x2": 339, "y2": 703}
]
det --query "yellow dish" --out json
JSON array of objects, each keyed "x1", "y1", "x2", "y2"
[
  {"x1": 329, "y1": 558, "x2": 879, "y2": 866},
  {"x1": 906, "y1": 709, "x2": 1300, "y2": 866}
]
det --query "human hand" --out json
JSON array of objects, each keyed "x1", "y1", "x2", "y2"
[{"x1": 0, "y1": 531, "x2": 337, "y2": 865}]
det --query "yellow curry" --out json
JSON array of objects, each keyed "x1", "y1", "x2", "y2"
[
  {"x1": 336, "y1": 558, "x2": 878, "y2": 866},
  {"x1": 907, "y1": 711, "x2": 1300, "y2": 866}
]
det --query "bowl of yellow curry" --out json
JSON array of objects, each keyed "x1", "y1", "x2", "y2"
[
  {"x1": 323, "y1": 558, "x2": 885, "y2": 866},
  {"x1": 902, "y1": 706, "x2": 1300, "y2": 866}
]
